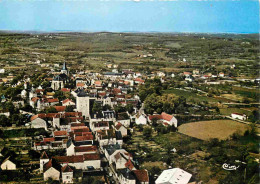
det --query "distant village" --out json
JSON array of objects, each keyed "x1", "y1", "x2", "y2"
[{"x1": 0, "y1": 60, "x2": 258, "y2": 184}]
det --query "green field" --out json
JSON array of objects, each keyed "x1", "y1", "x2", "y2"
[
  {"x1": 178, "y1": 119, "x2": 249, "y2": 140},
  {"x1": 163, "y1": 88, "x2": 219, "y2": 103},
  {"x1": 219, "y1": 107, "x2": 252, "y2": 116}
]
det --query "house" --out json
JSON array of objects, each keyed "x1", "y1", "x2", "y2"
[
  {"x1": 155, "y1": 168, "x2": 192, "y2": 184},
  {"x1": 133, "y1": 169, "x2": 149, "y2": 184},
  {"x1": 30, "y1": 117, "x2": 47, "y2": 130},
  {"x1": 115, "y1": 122, "x2": 127, "y2": 137},
  {"x1": 183, "y1": 72, "x2": 191, "y2": 77},
  {"x1": 91, "y1": 121, "x2": 110, "y2": 132},
  {"x1": 219, "y1": 72, "x2": 225, "y2": 77},
  {"x1": 61, "y1": 164, "x2": 74, "y2": 183},
  {"x1": 43, "y1": 159, "x2": 61, "y2": 181},
  {"x1": 135, "y1": 114, "x2": 147, "y2": 125},
  {"x1": 0, "y1": 156, "x2": 17, "y2": 170},
  {"x1": 231, "y1": 113, "x2": 247, "y2": 121},
  {"x1": 96, "y1": 129, "x2": 117, "y2": 147},
  {"x1": 40, "y1": 151, "x2": 50, "y2": 172},
  {"x1": 54, "y1": 154, "x2": 101, "y2": 170},
  {"x1": 148, "y1": 112, "x2": 178, "y2": 127},
  {"x1": 117, "y1": 112, "x2": 131, "y2": 127},
  {"x1": 118, "y1": 168, "x2": 136, "y2": 184},
  {"x1": 66, "y1": 139, "x2": 93, "y2": 156},
  {"x1": 54, "y1": 106, "x2": 66, "y2": 112},
  {"x1": 74, "y1": 146, "x2": 98, "y2": 156},
  {"x1": 62, "y1": 99, "x2": 75, "y2": 106}
]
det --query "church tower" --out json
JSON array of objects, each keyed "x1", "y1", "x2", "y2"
[{"x1": 61, "y1": 62, "x2": 68, "y2": 75}]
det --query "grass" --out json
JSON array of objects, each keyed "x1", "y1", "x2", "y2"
[
  {"x1": 219, "y1": 107, "x2": 252, "y2": 116},
  {"x1": 163, "y1": 88, "x2": 219, "y2": 103},
  {"x1": 178, "y1": 119, "x2": 250, "y2": 140},
  {"x1": 141, "y1": 161, "x2": 167, "y2": 170}
]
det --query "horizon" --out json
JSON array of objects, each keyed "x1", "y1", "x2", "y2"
[
  {"x1": 0, "y1": 0, "x2": 259, "y2": 34},
  {"x1": 0, "y1": 29, "x2": 259, "y2": 35}
]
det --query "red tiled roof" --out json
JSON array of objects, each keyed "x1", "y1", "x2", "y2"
[
  {"x1": 47, "y1": 98, "x2": 59, "y2": 103},
  {"x1": 83, "y1": 153, "x2": 100, "y2": 161},
  {"x1": 61, "y1": 88, "x2": 71, "y2": 92},
  {"x1": 134, "y1": 78, "x2": 144, "y2": 83},
  {"x1": 94, "y1": 121, "x2": 109, "y2": 128},
  {"x1": 148, "y1": 112, "x2": 173, "y2": 122},
  {"x1": 54, "y1": 131, "x2": 67, "y2": 137},
  {"x1": 74, "y1": 135, "x2": 93, "y2": 141},
  {"x1": 148, "y1": 115, "x2": 161, "y2": 121},
  {"x1": 161, "y1": 112, "x2": 173, "y2": 121},
  {"x1": 74, "y1": 146, "x2": 97, "y2": 153},
  {"x1": 40, "y1": 151, "x2": 49, "y2": 159},
  {"x1": 163, "y1": 122, "x2": 169, "y2": 126},
  {"x1": 64, "y1": 112, "x2": 82, "y2": 117},
  {"x1": 95, "y1": 81, "x2": 102, "y2": 85},
  {"x1": 76, "y1": 83, "x2": 85, "y2": 87},
  {"x1": 133, "y1": 170, "x2": 149, "y2": 182},
  {"x1": 36, "y1": 89, "x2": 45, "y2": 93},
  {"x1": 184, "y1": 72, "x2": 191, "y2": 75},
  {"x1": 115, "y1": 122, "x2": 122, "y2": 130},
  {"x1": 43, "y1": 159, "x2": 61, "y2": 172},
  {"x1": 54, "y1": 106, "x2": 66, "y2": 112},
  {"x1": 43, "y1": 137, "x2": 55, "y2": 143},
  {"x1": 54, "y1": 155, "x2": 84, "y2": 163},
  {"x1": 71, "y1": 123, "x2": 85, "y2": 127},
  {"x1": 74, "y1": 132, "x2": 92, "y2": 137},
  {"x1": 125, "y1": 159, "x2": 135, "y2": 170},
  {"x1": 62, "y1": 99, "x2": 73, "y2": 104},
  {"x1": 71, "y1": 127, "x2": 90, "y2": 132},
  {"x1": 30, "y1": 113, "x2": 60, "y2": 121},
  {"x1": 35, "y1": 142, "x2": 47, "y2": 146},
  {"x1": 113, "y1": 88, "x2": 121, "y2": 94},
  {"x1": 31, "y1": 97, "x2": 39, "y2": 102},
  {"x1": 61, "y1": 164, "x2": 73, "y2": 172}
]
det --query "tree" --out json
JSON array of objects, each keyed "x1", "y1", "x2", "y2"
[
  {"x1": 65, "y1": 105, "x2": 74, "y2": 112},
  {"x1": 45, "y1": 107, "x2": 58, "y2": 113},
  {"x1": 215, "y1": 107, "x2": 220, "y2": 114},
  {"x1": 143, "y1": 127, "x2": 152, "y2": 139},
  {"x1": 0, "y1": 115, "x2": 9, "y2": 127},
  {"x1": 114, "y1": 105, "x2": 125, "y2": 113},
  {"x1": 126, "y1": 104, "x2": 134, "y2": 114},
  {"x1": 242, "y1": 97, "x2": 250, "y2": 104},
  {"x1": 103, "y1": 104, "x2": 112, "y2": 111},
  {"x1": 54, "y1": 91, "x2": 66, "y2": 101},
  {"x1": 92, "y1": 101, "x2": 102, "y2": 115}
]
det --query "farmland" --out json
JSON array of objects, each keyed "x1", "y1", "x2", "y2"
[{"x1": 178, "y1": 119, "x2": 250, "y2": 140}]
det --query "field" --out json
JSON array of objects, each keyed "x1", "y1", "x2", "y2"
[
  {"x1": 178, "y1": 119, "x2": 250, "y2": 140},
  {"x1": 219, "y1": 107, "x2": 253, "y2": 116},
  {"x1": 163, "y1": 88, "x2": 219, "y2": 103}
]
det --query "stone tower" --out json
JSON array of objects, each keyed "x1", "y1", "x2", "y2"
[{"x1": 76, "y1": 90, "x2": 90, "y2": 118}]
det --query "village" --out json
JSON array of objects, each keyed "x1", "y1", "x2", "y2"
[{"x1": 0, "y1": 32, "x2": 259, "y2": 184}]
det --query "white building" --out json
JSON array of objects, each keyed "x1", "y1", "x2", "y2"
[
  {"x1": 76, "y1": 90, "x2": 90, "y2": 118},
  {"x1": 61, "y1": 165, "x2": 73, "y2": 183},
  {"x1": 135, "y1": 114, "x2": 147, "y2": 125},
  {"x1": 0, "y1": 157, "x2": 16, "y2": 170},
  {"x1": 231, "y1": 113, "x2": 247, "y2": 121},
  {"x1": 155, "y1": 168, "x2": 192, "y2": 184}
]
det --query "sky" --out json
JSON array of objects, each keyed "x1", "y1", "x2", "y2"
[{"x1": 0, "y1": 0, "x2": 259, "y2": 33}]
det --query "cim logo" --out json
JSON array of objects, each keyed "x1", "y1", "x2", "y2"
[{"x1": 222, "y1": 163, "x2": 240, "y2": 171}]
